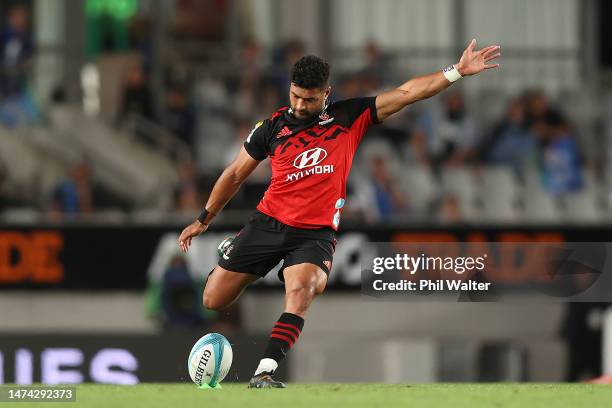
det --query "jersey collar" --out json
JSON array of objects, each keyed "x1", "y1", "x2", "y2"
[{"x1": 284, "y1": 103, "x2": 330, "y2": 127}]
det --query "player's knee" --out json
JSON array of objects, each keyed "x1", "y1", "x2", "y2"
[
  {"x1": 314, "y1": 278, "x2": 327, "y2": 295},
  {"x1": 203, "y1": 291, "x2": 225, "y2": 311}
]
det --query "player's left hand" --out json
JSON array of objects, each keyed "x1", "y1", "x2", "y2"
[
  {"x1": 178, "y1": 220, "x2": 208, "y2": 253},
  {"x1": 456, "y1": 39, "x2": 501, "y2": 76}
]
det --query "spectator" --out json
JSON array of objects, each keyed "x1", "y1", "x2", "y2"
[
  {"x1": 0, "y1": 4, "x2": 32, "y2": 97},
  {"x1": 361, "y1": 40, "x2": 396, "y2": 87},
  {"x1": 535, "y1": 111, "x2": 584, "y2": 195},
  {"x1": 351, "y1": 155, "x2": 407, "y2": 222},
  {"x1": 128, "y1": 16, "x2": 154, "y2": 71},
  {"x1": 523, "y1": 89, "x2": 551, "y2": 129},
  {"x1": 411, "y1": 90, "x2": 478, "y2": 169},
  {"x1": 236, "y1": 39, "x2": 265, "y2": 86},
  {"x1": 479, "y1": 98, "x2": 536, "y2": 176},
  {"x1": 228, "y1": 39, "x2": 278, "y2": 117},
  {"x1": 48, "y1": 162, "x2": 94, "y2": 219},
  {"x1": 0, "y1": 4, "x2": 37, "y2": 127},
  {"x1": 161, "y1": 255, "x2": 206, "y2": 328},
  {"x1": 162, "y1": 85, "x2": 195, "y2": 145},
  {"x1": 118, "y1": 62, "x2": 155, "y2": 123},
  {"x1": 336, "y1": 75, "x2": 362, "y2": 100}
]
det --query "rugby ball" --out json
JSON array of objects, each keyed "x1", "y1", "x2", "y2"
[{"x1": 188, "y1": 333, "x2": 233, "y2": 387}]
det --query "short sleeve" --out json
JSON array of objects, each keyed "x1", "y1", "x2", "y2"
[
  {"x1": 243, "y1": 120, "x2": 270, "y2": 161},
  {"x1": 332, "y1": 97, "x2": 380, "y2": 149},
  {"x1": 339, "y1": 97, "x2": 381, "y2": 127}
]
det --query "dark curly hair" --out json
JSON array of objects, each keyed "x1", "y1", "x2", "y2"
[{"x1": 290, "y1": 55, "x2": 330, "y2": 89}]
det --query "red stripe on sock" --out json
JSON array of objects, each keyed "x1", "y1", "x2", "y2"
[
  {"x1": 271, "y1": 328, "x2": 298, "y2": 342},
  {"x1": 275, "y1": 321, "x2": 301, "y2": 335},
  {"x1": 270, "y1": 333, "x2": 294, "y2": 347}
]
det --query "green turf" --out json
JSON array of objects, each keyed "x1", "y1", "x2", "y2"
[{"x1": 5, "y1": 383, "x2": 612, "y2": 408}]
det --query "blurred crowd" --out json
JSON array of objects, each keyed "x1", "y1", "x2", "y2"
[
  {"x1": 345, "y1": 87, "x2": 588, "y2": 223},
  {"x1": 0, "y1": 3, "x2": 603, "y2": 224},
  {"x1": 124, "y1": 36, "x2": 593, "y2": 225}
]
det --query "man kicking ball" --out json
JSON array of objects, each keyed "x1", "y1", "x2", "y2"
[{"x1": 178, "y1": 39, "x2": 501, "y2": 388}]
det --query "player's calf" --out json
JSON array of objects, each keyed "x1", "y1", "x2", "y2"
[
  {"x1": 250, "y1": 263, "x2": 327, "y2": 388},
  {"x1": 283, "y1": 264, "x2": 327, "y2": 317}
]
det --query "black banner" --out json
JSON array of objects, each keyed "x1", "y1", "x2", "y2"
[
  {"x1": 0, "y1": 225, "x2": 611, "y2": 290},
  {"x1": 0, "y1": 332, "x2": 286, "y2": 384}
]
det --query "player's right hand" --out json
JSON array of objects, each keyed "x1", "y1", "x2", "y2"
[
  {"x1": 456, "y1": 39, "x2": 501, "y2": 76},
  {"x1": 178, "y1": 221, "x2": 208, "y2": 253}
]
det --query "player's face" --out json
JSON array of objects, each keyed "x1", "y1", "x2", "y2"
[{"x1": 289, "y1": 83, "x2": 330, "y2": 120}]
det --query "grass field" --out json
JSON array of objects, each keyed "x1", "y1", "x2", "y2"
[{"x1": 6, "y1": 383, "x2": 612, "y2": 408}]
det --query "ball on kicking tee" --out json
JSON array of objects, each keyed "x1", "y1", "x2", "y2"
[{"x1": 188, "y1": 333, "x2": 233, "y2": 388}]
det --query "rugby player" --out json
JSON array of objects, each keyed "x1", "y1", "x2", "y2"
[{"x1": 178, "y1": 39, "x2": 500, "y2": 388}]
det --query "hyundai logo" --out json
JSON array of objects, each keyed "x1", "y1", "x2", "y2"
[{"x1": 293, "y1": 148, "x2": 328, "y2": 169}]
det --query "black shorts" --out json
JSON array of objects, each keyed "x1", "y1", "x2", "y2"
[{"x1": 217, "y1": 211, "x2": 336, "y2": 281}]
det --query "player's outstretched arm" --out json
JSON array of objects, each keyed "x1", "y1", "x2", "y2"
[
  {"x1": 178, "y1": 146, "x2": 260, "y2": 252},
  {"x1": 375, "y1": 39, "x2": 501, "y2": 122}
]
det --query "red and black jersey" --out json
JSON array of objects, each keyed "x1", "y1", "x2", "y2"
[{"x1": 243, "y1": 97, "x2": 380, "y2": 230}]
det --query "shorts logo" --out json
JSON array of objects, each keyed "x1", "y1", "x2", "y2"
[
  {"x1": 323, "y1": 260, "x2": 332, "y2": 270},
  {"x1": 293, "y1": 147, "x2": 328, "y2": 169},
  {"x1": 222, "y1": 244, "x2": 234, "y2": 260}
]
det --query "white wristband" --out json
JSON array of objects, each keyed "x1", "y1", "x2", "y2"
[{"x1": 442, "y1": 64, "x2": 463, "y2": 83}]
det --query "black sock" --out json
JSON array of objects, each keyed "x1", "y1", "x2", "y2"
[{"x1": 263, "y1": 312, "x2": 304, "y2": 365}]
